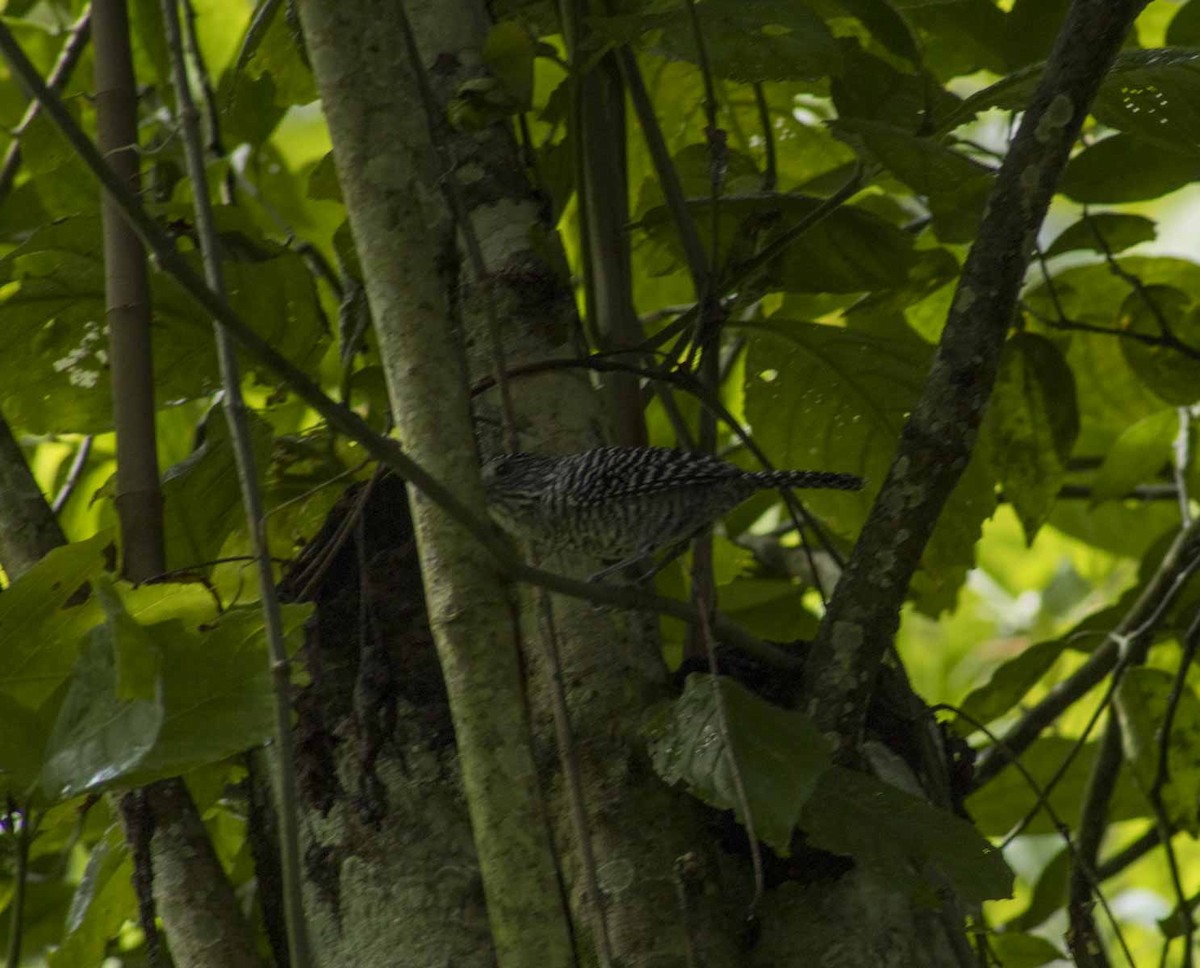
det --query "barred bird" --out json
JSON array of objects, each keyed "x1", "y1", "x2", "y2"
[{"x1": 481, "y1": 446, "x2": 863, "y2": 579}]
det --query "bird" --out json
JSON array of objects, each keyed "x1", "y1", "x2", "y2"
[{"x1": 481, "y1": 446, "x2": 862, "y2": 579}]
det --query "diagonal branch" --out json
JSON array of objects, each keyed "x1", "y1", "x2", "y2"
[{"x1": 803, "y1": 0, "x2": 1150, "y2": 743}]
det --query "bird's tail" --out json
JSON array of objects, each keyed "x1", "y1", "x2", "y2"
[{"x1": 756, "y1": 469, "x2": 864, "y2": 491}]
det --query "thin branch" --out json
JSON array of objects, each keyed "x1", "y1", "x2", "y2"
[
  {"x1": 752, "y1": 83, "x2": 776, "y2": 193},
  {"x1": 51, "y1": 435, "x2": 93, "y2": 514},
  {"x1": 534, "y1": 588, "x2": 615, "y2": 965},
  {"x1": 1174, "y1": 408, "x2": 1193, "y2": 525},
  {"x1": 159, "y1": 1, "x2": 310, "y2": 962}
]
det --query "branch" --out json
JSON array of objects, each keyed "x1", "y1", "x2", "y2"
[{"x1": 803, "y1": 0, "x2": 1150, "y2": 743}]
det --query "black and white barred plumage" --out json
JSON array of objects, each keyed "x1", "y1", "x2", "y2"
[{"x1": 481, "y1": 446, "x2": 862, "y2": 564}]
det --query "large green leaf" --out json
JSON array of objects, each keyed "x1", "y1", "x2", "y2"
[
  {"x1": 47, "y1": 826, "x2": 136, "y2": 968},
  {"x1": 1091, "y1": 408, "x2": 1177, "y2": 502},
  {"x1": 741, "y1": 319, "x2": 992, "y2": 609},
  {"x1": 1060, "y1": 135, "x2": 1200, "y2": 204},
  {"x1": 954, "y1": 639, "x2": 1067, "y2": 735},
  {"x1": 1044, "y1": 213, "x2": 1156, "y2": 259},
  {"x1": 830, "y1": 38, "x2": 961, "y2": 130},
  {"x1": 161, "y1": 407, "x2": 274, "y2": 574},
  {"x1": 948, "y1": 48, "x2": 1200, "y2": 143},
  {"x1": 986, "y1": 932, "x2": 1065, "y2": 968},
  {"x1": 900, "y1": 0, "x2": 1007, "y2": 80},
  {"x1": 0, "y1": 533, "x2": 108, "y2": 709},
  {"x1": 40, "y1": 628, "x2": 164, "y2": 803},
  {"x1": 644, "y1": 673, "x2": 832, "y2": 853},
  {"x1": 637, "y1": 190, "x2": 924, "y2": 294},
  {"x1": 1117, "y1": 286, "x2": 1200, "y2": 405},
  {"x1": 831, "y1": 118, "x2": 992, "y2": 242},
  {"x1": 802, "y1": 766, "x2": 1014, "y2": 904},
  {"x1": 0, "y1": 213, "x2": 328, "y2": 435},
  {"x1": 741, "y1": 320, "x2": 930, "y2": 534},
  {"x1": 587, "y1": 0, "x2": 843, "y2": 83},
  {"x1": 980, "y1": 333, "x2": 1079, "y2": 543},
  {"x1": 126, "y1": 602, "x2": 310, "y2": 783}
]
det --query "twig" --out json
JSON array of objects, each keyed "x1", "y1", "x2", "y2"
[
  {"x1": 51, "y1": 435, "x2": 93, "y2": 514},
  {"x1": 1174, "y1": 409, "x2": 1192, "y2": 525},
  {"x1": 158, "y1": 1, "x2": 310, "y2": 963}
]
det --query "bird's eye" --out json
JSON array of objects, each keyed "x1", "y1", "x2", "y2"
[{"x1": 491, "y1": 460, "x2": 510, "y2": 477}]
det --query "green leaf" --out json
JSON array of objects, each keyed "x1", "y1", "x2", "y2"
[
  {"x1": 1089, "y1": 49, "x2": 1200, "y2": 152},
  {"x1": 828, "y1": 0, "x2": 920, "y2": 66},
  {"x1": 48, "y1": 826, "x2": 136, "y2": 968},
  {"x1": 981, "y1": 333, "x2": 1079, "y2": 544},
  {"x1": 161, "y1": 407, "x2": 274, "y2": 574},
  {"x1": 901, "y1": 0, "x2": 1007, "y2": 81},
  {"x1": 833, "y1": 120, "x2": 988, "y2": 196},
  {"x1": 126, "y1": 602, "x2": 311, "y2": 783},
  {"x1": 1003, "y1": 0, "x2": 1070, "y2": 70},
  {"x1": 238, "y1": 0, "x2": 317, "y2": 108},
  {"x1": 741, "y1": 320, "x2": 930, "y2": 537},
  {"x1": 307, "y1": 151, "x2": 343, "y2": 203},
  {"x1": 968, "y1": 736, "x2": 1150, "y2": 836},
  {"x1": 639, "y1": 193, "x2": 923, "y2": 293},
  {"x1": 954, "y1": 639, "x2": 1067, "y2": 735},
  {"x1": 1117, "y1": 667, "x2": 1200, "y2": 833},
  {"x1": 588, "y1": 0, "x2": 843, "y2": 83},
  {"x1": 831, "y1": 118, "x2": 992, "y2": 241},
  {"x1": 802, "y1": 766, "x2": 1013, "y2": 904},
  {"x1": 1117, "y1": 286, "x2": 1200, "y2": 405},
  {"x1": 644, "y1": 673, "x2": 832, "y2": 854},
  {"x1": 0, "y1": 533, "x2": 108, "y2": 709},
  {"x1": 483, "y1": 22, "x2": 535, "y2": 110},
  {"x1": 1060, "y1": 135, "x2": 1200, "y2": 204},
  {"x1": 1045, "y1": 213, "x2": 1156, "y2": 259},
  {"x1": 0, "y1": 693, "x2": 54, "y2": 800},
  {"x1": 40, "y1": 629, "x2": 164, "y2": 803},
  {"x1": 97, "y1": 579, "x2": 161, "y2": 703},
  {"x1": 1168, "y1": 2, "x2": 1200, "y2": 46},
  {"x1": 718, "y1": 578, "x2": 821, "y2": 642},
  {"x1": 0, "y1": 217, "x2": 214, "y2": 433},
  {"x1": 1091, "y1": 408, "x2": 1177, "y2": 502},
  {"x1": 830, "y1": 39, "x2": 961, "y2": 130},
  {"x1": 1005, "y1": 845, "x2": 1069, "y2": 931},
  {"x1": 986, "y1": 931, "x2": 1066, "y2": 968}
]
